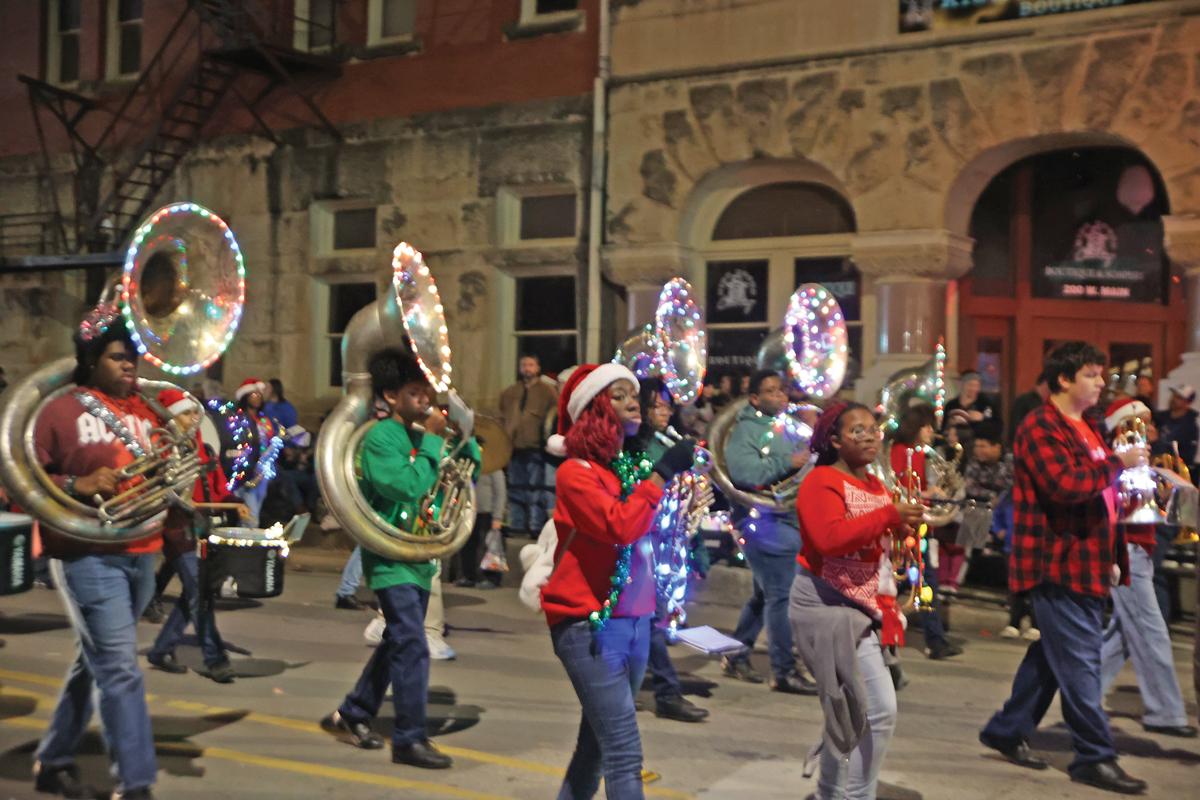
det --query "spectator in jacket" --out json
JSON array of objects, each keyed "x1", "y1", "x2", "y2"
[
  {"x1": 499, "y1": 355, "x2": 558, "y2": 535},
  {"x1": 1154, "y1": 383, "x2": 1199, "y2": 475}
]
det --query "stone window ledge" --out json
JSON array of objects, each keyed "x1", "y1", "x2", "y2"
[
  {"x1": 350, "y1": 38, "x2": 423, "y2": 60},
  {"x1": 504, "y1": 10, "x2": 585, "y2": 40}
]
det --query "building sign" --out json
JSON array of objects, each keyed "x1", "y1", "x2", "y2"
[
  {"x1": 706, "y1": 260, "x2": 768, "y2": 324},
  {"x1": 1031, "y1": 157, "x2": 1167, "y2": 304},
  {"x1": 707, "y1": 327, "x2": 769, "y2": 371},
  {"x1": 794, "y1": 257, "x2": 861, "y2": 322},
  {"x1": 900, "y1": 0, "x2": 1166, "y2": 33}
]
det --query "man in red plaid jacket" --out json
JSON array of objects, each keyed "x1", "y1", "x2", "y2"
[{"x1": 980, "y1": 342, "x2": 1149, "y2": 796}]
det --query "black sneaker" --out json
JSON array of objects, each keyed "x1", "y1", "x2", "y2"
[
  {"x1": 770, "y1": 670, "x2": 819, "y2": 696},
  {"x1": 141, "y1": 598, "x2": 165, "y2": 624},
  {"x1": 321, "y1": 711, "x2": 384, "y2": 749},
  {"x1": 978, "y1": 731, "x2": 1048, "y2": 770},
  {"x1": 925, "y1": 640, "x2": 963, "y2": 660},
  {"x1": 33, "y1": 762, "x2": 95, "y2": 799},
  {"x1": 654, "y1": 694, "x2": 709, "y2": 722},
  {"x1": 392, "y1": 739, "x2": 452, "y2": 769},
  {"x1": 204, "y1": 658, "x2": 236, "y2": 684},
  {"x1": 112, "y1": 788, "x2": 156, "y2": 799},
  {"x1": 720, "y1": 654, "x2": 764, "y2": 684},
  {"x1": 335, "y1": 594, "x2": 365, "y2": 610},
  {"x1": 146, "y1": 652, "x2": 187, "y2": 674}
]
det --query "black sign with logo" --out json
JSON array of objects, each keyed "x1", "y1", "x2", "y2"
[
  {"x1": 900, "y1": 0, "x2": 1167, "y2": 33},
  {"x1": 707, "y1": 327, "x2": 769, "y2": 371},
  {"x1": 706, "y1": 260, "x2": 768, "y2": 325},
  {"x1": 1030, "y1": 151, "x2": 1167, "y2": 304}
]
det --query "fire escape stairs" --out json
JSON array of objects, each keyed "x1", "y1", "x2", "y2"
[{"x1": 3, "y1": 0, "x2": 342, "y2": 272}]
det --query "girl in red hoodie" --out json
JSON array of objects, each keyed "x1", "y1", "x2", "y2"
[
  {"x1": 540, "y1": 363, "x2": 696, "y2": 800},
  {"x1": 794, "y1": 402, "x2": 924, "y2": 800}
]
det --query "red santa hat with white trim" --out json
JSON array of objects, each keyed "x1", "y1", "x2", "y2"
[
  {"x1": 545, "y1": 362, "x2": 639, "y2": 457},
  {"x1": 235, "y1": 378, "x2": 267, "y2": 402},
  {"x1": 1104, "y1": 397, "x2": 1151, "y2": 432},
  {"x1": 157, "y1": 388, "x2": 199, "y2": 418}
]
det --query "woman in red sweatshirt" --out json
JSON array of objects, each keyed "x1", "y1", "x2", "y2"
[
  {"x1": 794, "y1": 401, "x2": 924, "y2": 800},
  {"x1": 540, "y1": 363, "x2": 696, "y2": 800}
]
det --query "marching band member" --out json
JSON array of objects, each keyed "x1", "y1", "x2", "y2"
[
  {"x1": 321, "y1": 347, "x2": 480, "y2": 770},
  {"x1": 624, "y1": 377, "x2": 708, "y2": 723},
  {"x1": 32, "y1": 309, "x2": 162, "y2": 800},
  {"x1": 721, "y1": 370, "x2": 817, "y2": 694},
  {"x1": 791, "y1": 401, "x2": 924, "y2": 800},
  {"x1": 145, "y1": 389, "x2": 245, "y2": 684},
  {"x1": 541, "y1": 363, "x2": 695, "y2": 799},
  {"x1": 229, "y1": 378, "x2": 284, "y2": 527},
  {"x1": 980, "y1": 342, "x2": 1149, "y2": 795},
  {"x1": 1098, "y1": 398, "x2": 1196, "y2": 738}
]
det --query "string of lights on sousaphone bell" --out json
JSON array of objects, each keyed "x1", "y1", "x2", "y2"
[
  {"x1": 654, "y1": 277, "x2": 708, "y2": 405},
  {"x1": 392, "y1": 242, "x2": 453, "y2": 393}
]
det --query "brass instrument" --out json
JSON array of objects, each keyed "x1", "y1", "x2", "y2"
[
  {"x1": 0, "y1": 202, "x2": 245, "y2": 543},
  {"x1": 473, "y1": 415, "x2": 513, "y2": 475},
  {"x1": 316, "y1": 242, "x2": 477, "y2": 562},
  {"x1": 708, "y1": 283, "x2": 847, "y2": 514},
  {"x1": 1112, "y1": 417, "x2": 1168, "y2": 525},
  {"x1": 890, "y1": 448, "x2": 929, "y2": 612}
]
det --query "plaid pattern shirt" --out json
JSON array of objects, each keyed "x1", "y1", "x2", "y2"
[{"x1": 1010, "y1": 401, "x2": 1128, "y2": 598}]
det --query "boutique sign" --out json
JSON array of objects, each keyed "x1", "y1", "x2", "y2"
[{"x1": 900, "y1": 0, "x2": 1166, "y2": 32}]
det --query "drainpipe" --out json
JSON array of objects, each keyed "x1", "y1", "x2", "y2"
[{"x1": 584, "y1": 0, "x2": 611, "y2": 363}]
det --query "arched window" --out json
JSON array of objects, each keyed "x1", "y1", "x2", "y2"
[
  {"x1": 713, "y1": 183, "x2": 855, "y2": 239},
  {"x1": 703, "y1": 181, "x2": 861, "y2": 390}
]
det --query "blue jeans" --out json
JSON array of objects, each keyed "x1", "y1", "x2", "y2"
[
  {"x1": 648, "y1": 598, "x2": 682, "y2": 702},
  {"x1": 732, "y1": 543, "x2": 798, "y2": 679},
  {"x1": 235, "y1": 480, "x2": 269, "y2": 527},
  {"x1": 338, "y1": 583, "x2": 430, "y2": 747},
  {"x1": 37, "y1": 554, "x2": 157, "y2": 792},
  {"x1": 551, "y1": 616, "x2": 650, "y2": 800},
  {"x1": 982, "y1": 583, "x2": 1117, "y2": 771},
  {"x1": 337, "y1": 545, "x2": 362, "y2": 598},
  {"x1": 817, "y1": 633, "x2": 897, "y2": 800},
  {"x1": 1100, "y1": 544, "x2": 1188, "y2": 727},
  {"x1": 507, "y1": 449, "x2": 549, "y2": 531},
  {"x1": 148, "y1": 551, "x2": 225, "y2": 667}
]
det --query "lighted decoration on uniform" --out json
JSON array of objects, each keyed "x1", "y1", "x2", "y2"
[
  {"x1": 209, "y1": 399, "x2": 283, "y2": 493},
  {"x1": 933, "y1": 338, "x2": 947, "y2": 428},
  {"x1": 121, "y1": 202, "x2": 246, "y2": 376},
  {"x1": 654, "y1": 278, "x2": 707, "y2": 406},
  {"x1": 783, "y1": 283, "x2": 848, "y2": 400},
  {"x1": 392, "y1": 242, "x2": 453, "y2": 393}
]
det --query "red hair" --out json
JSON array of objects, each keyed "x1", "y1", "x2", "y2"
[{"x1": 564, "y1": 392, "x2": 623, "y2": 465}]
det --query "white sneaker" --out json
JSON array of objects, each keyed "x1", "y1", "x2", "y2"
[
  {"x1": 1022, "y1": 627, "x2": 1041, "y2": 641},
  {"x1": 363, "y1": 615, "x2": 385, "y2": 646},
  {"x1": 219, "y1": 576, "x2": 238, "y2": 599},
  {"x1": 427, "y1": 635, "x2": 456, "y2": 661},
  {"x1": 1000, "y1": 625, "x2": 1020, "y2": 639}
]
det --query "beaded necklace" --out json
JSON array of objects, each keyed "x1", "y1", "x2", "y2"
[
  {"x1": 77, "y1": 390, "x2": 148, "y2": 458},
  {"x1": 588, "y1": 450, "x2": 655, "y2": 631}
]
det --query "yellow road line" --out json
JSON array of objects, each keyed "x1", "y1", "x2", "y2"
[
  {"x1": 1, "y1": 717, "x2": 514, "y2": 800},
  {"x1": 1, "y1": 668, "x2": 694, "y2": 798}
]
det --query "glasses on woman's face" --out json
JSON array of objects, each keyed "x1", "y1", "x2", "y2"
[{"x1": 843, "y1": 424, "x2": 881, "y2": 442}]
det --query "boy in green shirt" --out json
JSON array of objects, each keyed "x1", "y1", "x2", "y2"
[{"x1": 321, "y1": 347, "x2": 479, "y2": 769}]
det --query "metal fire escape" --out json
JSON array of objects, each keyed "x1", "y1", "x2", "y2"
[{"x1": 1, "y1": 0, "x2": 342, "y2": 272}]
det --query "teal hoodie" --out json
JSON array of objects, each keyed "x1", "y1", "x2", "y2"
[{"x1": 724, "y1": 402, "x2": 803, "y2": 555}]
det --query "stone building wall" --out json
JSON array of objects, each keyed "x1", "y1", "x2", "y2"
[
  {"x1": 604, "y1": 0, "x2": 1200, "y2": 397},
  {"x1": 0, "y1": 96, "x2": 591, "y2": 426}
]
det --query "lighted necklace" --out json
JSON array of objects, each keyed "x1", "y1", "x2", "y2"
[
  {"x1": 587, "y1": 450, "x2": 654, "y2": 631},
  {"x1": 77, "y1": 390, "x2": 147, "y2": 458}
]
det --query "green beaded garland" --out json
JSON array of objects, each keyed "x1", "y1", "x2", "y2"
[{"x1": 587, "y1": 450, "x2": 654, "y2": 631}]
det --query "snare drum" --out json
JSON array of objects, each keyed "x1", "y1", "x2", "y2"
[
  {"x1": 0, "y1": 512, "x2": 34, "y2": 596},
  {"x1": 204, "y1": 527, "x2": 288, "y2": 599}
]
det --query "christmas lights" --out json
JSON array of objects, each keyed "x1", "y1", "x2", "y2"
[
  {"x1": 655, "y1": 278, "x2": 707, "y2": 406},
  {"x1": 783, "y1": 283, "x2": 848, "y2": 400},
  {"x1": 392, "y1": 242, "x2": 453, "y2": 393}
]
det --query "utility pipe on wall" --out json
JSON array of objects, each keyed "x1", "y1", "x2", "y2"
[{"x1": 584, "y1": 0, "x2": 610, "y2": 363}]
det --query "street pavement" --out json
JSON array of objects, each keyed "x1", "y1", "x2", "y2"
[{"x1": 1, "y1": 559, "x2": 1197, "y2": 800}]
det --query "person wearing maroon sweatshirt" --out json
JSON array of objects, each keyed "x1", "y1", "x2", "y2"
[
  {"x1": 793, "y1": 401, "x2": 925, "y2": 800},
  {"x1": 541, "y1": 363, "x2": 697, "y2": 800},
  {"x1": 32, "y1": 316, "x2": 163, "y2": 800}
]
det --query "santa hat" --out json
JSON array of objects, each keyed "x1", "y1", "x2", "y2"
[
  {"x1": 235, "y1": 378, "x2": 267, "y2": 402},
  {"x1": 157, "y1": 388, "x2": 199, "y2": 418},
  {"x1": 1105, "y1": 397, "x2": 1151, "y2": 432},
  {"x1": 545, "y1": 362, "x2": 639, "y2": 457}
]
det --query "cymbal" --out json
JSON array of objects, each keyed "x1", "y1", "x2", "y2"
[{"x1": 474, "y1": 415, "x2": 512, "y2": 474}]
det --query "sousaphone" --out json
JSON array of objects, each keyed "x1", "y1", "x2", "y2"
[{"x1": 0, "y1": 202, "x2": 246, "y2": 543}]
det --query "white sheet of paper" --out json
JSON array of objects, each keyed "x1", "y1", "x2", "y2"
[{"x1": 673, "y1": 625, "x2": 745, "y2": 655}]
